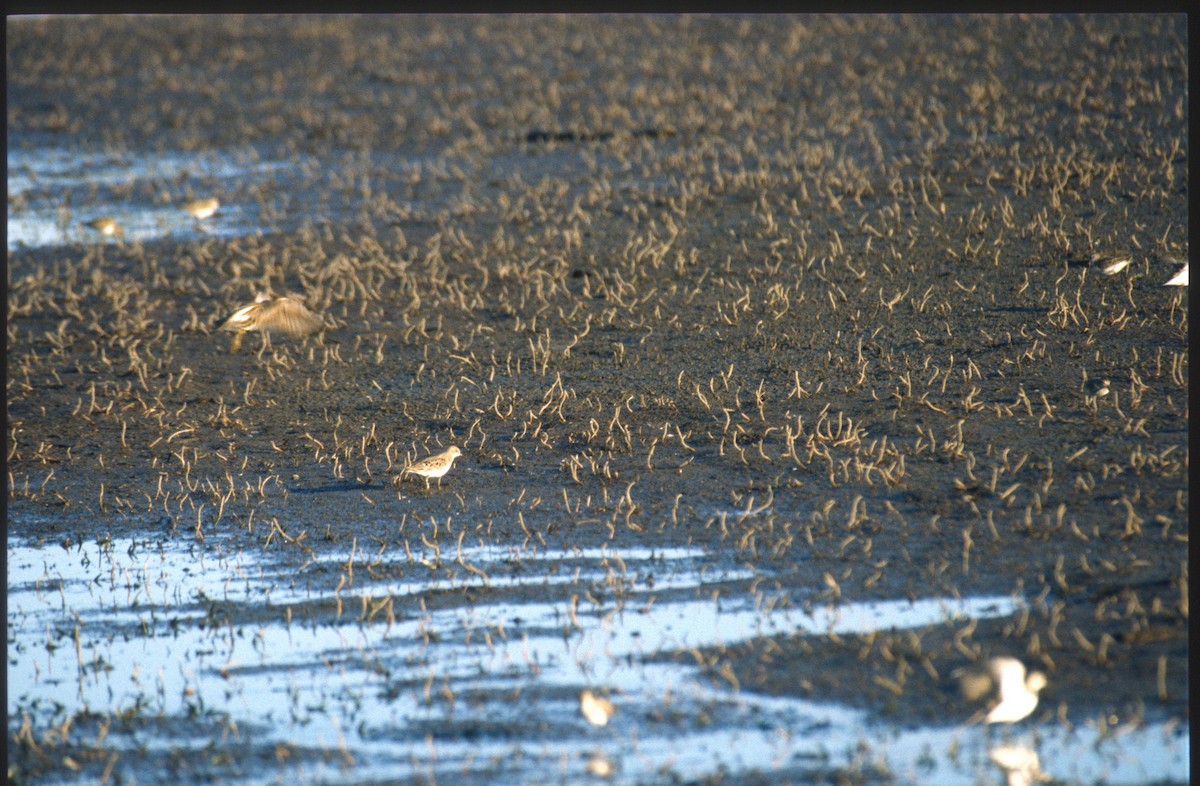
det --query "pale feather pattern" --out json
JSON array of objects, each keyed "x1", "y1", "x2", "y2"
[
  {"x1": 1163, "y1": 259, "x2": 1188, "y2": 286},
  {"x1": 401, "y1": 446, "x2": 462, "y2": 488},
  {"x1": 182, "y1": 197, "x2": 220, "y2": 219},
  {"x1": 219, "y1": 294, "x2": 324, "y2": 338}
]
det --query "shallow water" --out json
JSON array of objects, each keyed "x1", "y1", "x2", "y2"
[
  {"x1": 7, "y1": 531, "x2": 1188, "y2": 785},
  {"x1": 7, "y1": 14, "x2": 1188, "y2": 786},
  {"x1": 7, "y1": 146, "x2": 292, "y2": 249},
  {"x1": 7, "y1": 143, "x2": 479, "y2": 251}
]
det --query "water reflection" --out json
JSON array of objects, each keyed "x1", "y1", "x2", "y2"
[
  {"x1": 6, "y1": 147, "x2": 282, "y2": 249},
  {"x1": 6, "y1": 533, "x2": 1189, "y2": 785},
  {"x1": 990, "y1": 744, "x2": 1048, "y2": 786}
]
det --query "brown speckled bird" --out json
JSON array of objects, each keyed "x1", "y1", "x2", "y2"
[
  {"x1": 218, "y1": 293, "x2": 323, "y2": 352},
  {"x1": 399, "y1": 446, "x2": 463, "y2": 489}
]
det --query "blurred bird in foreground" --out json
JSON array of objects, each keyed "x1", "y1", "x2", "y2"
[{"x1": 217, "y1": 293, "x2": 324, "y2": 352}]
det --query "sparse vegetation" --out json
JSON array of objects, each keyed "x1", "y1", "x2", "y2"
[{"x1": 7, "y1": 13, "x2": 1187, "y2": 786}]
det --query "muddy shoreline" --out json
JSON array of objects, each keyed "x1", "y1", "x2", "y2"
[{"x1": 7, "y1": 14, "x2": 1188, "y2": 785}]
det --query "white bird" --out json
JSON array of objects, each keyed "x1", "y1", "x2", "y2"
[
  {"x1": 957, "y1": 656, "x2": 1047, "y2": 724},
  {"x1": 217, "y1": 293, "x2": 324, "y2": 352},
  {"x1": 1163, "y1": 258, "x2": 1188, "y2": 287},
  {"x1": 579, "y1": 689, "x2": 616, "y2": 727},
  {"x1": 986, "y1": 657, "x2": 1046, "y2": 723}
]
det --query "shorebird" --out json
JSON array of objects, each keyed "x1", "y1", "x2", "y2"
[
  {"x1": 958, "y1": 656, "x2": 1047, "y2": 724},
  {"x1": 82, "y1": 217, "x2": 124, "y2": 238},
  {"x1": 1164, "y1": 258, "x2": 1188, "y2": 286},
  {"x1": 217, "y1": 293, "x2": 324, "y2": 352},
  {"x1": 1090, "y1": 252, "x2": 1132, "y2": 276},
  {"x1": 579, "y1": 690, "x2": 616, "y2": 727},
  {"x1": 1082, "y1": 377, "x2": 1110, "y2": 399},
  {"x1": 182, "y1": 197, "x2": 220, "y2": 220},
  {"x1": 399, "y1": 446, "x2": 462, "y2": 489}
]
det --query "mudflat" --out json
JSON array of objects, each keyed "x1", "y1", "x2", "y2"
[{"x1": 7, "y1": 14, "x2": 1187, "y2": 785}]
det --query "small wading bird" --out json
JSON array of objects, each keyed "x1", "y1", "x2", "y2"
[
  {"x1": 1090, "y1": 252, "x2": 1132, "y2": 276},
  {"x1": 398, "y1": 446, "x2": 462, "y2": 489},
  {"x1": 1081, "y1": 376, "x2": 1110, "y2": 400},
  {"x1": 182, "y1": 197, "x2": 220, "y2": 219},
  {"x1": 217, "y1": 293, "x2": 324, "y2": 352},
  {"x1": 83, "y1": 217, "x2": 124, "y2": 238},
  {"x1": 579, "y1": 690, "x2": 616, "y2": 727},
  {"x1": 957, "y1": 656, "x2": 1047, "y2": 725}
]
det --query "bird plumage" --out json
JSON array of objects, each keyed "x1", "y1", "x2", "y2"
[
  {"x1": 580, "y1": 690, "x2": 616, "y2": 727},
  {"x1": 183, "y1": 197, "x2": 220, "y2": 219},
  {"x1": 400, "y1": 446, "x2": 463, "y2": 488},
  {"x1": 956, "y1": 656, "x2": 1046, "y2": 725},
  {"x1": 985, "y1": 656, "x2": 1046, "y2": 724},
  {"x1": 219, "y1": 294, "x2": 324, "y2": 338},
  {"x1": 1090, "y1": 253, "x2": 1131, "y2": 276},
  {"x1": 1164, "y1": 259, "x2": 1188, "y2": 287},
  {"x1": 83, "y1": 217, "x2": 123, "y2": 237}
]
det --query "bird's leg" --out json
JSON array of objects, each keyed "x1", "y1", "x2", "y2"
[{"x1": 256, "y1": 333, "x2": 271, "y2": 360}]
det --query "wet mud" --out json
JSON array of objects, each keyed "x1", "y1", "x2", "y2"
[{"x1": 7, "y1": 14, "x2": 1188, "y2": 785}]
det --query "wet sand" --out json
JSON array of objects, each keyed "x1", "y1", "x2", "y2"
[{"x1": 7, "y1": 14, "x2": 1188, "y2": 784}]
